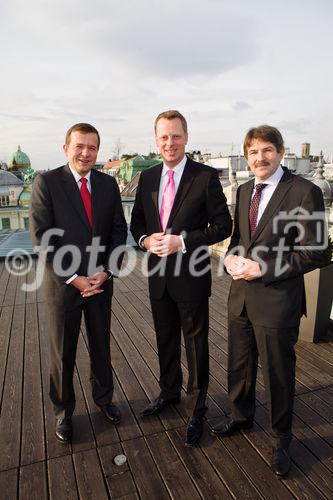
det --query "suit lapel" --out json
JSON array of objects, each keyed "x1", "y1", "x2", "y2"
[
  {"x1": 250, "y1": 170, "x2": 294, "y2": 243},
  {"x1": 240, "y1": 179, "x2": 254, "y2": 246},
  {"x1": 151, "y1": 164, "x2": 163, "y2": 230},
  {"x1": 61, "y1": 164, "x2": 92, "y2": 232},
  {"x1": 90, "y1": 169, "x2": 103, "y2": 236},
  {"x1": 167, "y1": 159, "x2": 195, "y2": 228}
]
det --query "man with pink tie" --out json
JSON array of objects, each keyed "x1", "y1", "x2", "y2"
[{"x1": 130, "y1": 110, "x2": 232, "y2": 446}]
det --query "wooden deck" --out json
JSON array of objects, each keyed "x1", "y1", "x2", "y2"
[{"x1": 0, "y1": 252, "x2": 333, "y2": 499}]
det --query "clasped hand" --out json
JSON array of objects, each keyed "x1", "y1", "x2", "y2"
[
  {"x1": 72, "y1": 271, "x2": 108, "y2": 298},
  {"x1": 144, "y1": 232, "x2": 182, "y2": 257},
  {"x1": 224, "y1": 255, "x2": 262, "y2": 281}
]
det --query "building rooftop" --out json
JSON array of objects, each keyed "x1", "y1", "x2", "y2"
[{"x1": 0, "y1": 253, "x2": 332, "y2": 498}]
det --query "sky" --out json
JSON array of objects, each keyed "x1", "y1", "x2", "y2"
[{"x1": 0, "y1": 0, "x2": 332, "y2": 170}]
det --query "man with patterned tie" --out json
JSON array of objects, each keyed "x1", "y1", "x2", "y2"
[
  {"x1": 211, "y1": 125, "x2": 327, "y2": 477},
  {"x1": 30, "y1": 123, "x2": 127, "y2": 443},
  {"x1": 130, "y1": 110, "x2": 232, "y2": 446}
]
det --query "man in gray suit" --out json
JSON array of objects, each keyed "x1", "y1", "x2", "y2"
[
  {"x1": 211, "y1": 125, "x2": 327, "y2": 477},
  {"x1": 30, "y1": 123, "x2": 127, "y2": 442}
]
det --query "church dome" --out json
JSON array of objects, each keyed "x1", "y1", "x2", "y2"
[{"x1": 10, "y1": 145, "x2": 31, "y2": 170}]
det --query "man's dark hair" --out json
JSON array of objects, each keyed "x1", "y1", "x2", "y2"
[
  {"x1": 65, "y1": 123, "x2": 100, "y2": 149},
  {"x1": 243, "y1": 125, "x2": 284, "y2": 158}
]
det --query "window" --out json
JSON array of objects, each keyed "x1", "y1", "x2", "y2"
[
  {"x1": 0, "y1": 196, "x2": 9, "y2": 206},
  {"x1": 1, "y1": 218, "x2": 11, "y2": 230}
]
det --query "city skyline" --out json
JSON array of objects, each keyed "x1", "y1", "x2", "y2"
[{"x1": 1, "y1": 0, "x2": 333, "y2": 170}]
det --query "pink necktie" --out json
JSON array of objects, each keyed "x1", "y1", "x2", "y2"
[
  {"x1": 79, "y1": 177, "x2": 92, "y2": 227},
  {"x1": 160, "y1": 169, "x2": 175, "y2": 231},
  {"x1": 249, "y1": 183, "x2": 267, "y2": 237}
]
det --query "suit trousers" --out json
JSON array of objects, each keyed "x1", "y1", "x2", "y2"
[
  {"x1": 150, "y1": 289, "x2": 209, "y2": 418},
  {"x1": 228, "y1": 308, "x2": 299, "y2": 448},
  {"x1": 48, "y1": 290, "x2": 114, "y2": 419}
]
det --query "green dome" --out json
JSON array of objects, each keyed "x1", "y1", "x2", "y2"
[{"x1": 10, "y1": 145, "x2": 31, "y2": 169}]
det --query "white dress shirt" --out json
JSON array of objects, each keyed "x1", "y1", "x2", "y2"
[
  {"x1": 66, "y1": 165, "x2": 91, "y2": 284},
  {"x1": 139, "y1": 156, "x2": 187, "y2": 251},
  {"x1": 253, "y1": 165, "x2": 284, "y2": 223}
]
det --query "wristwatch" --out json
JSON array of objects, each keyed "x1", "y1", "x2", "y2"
[{"x1": 103, "y1": 268, "x2": 113, "y2": 280}]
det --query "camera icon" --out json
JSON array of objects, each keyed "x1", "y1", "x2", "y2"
[{"x1": 272, "y1": 206, "x2": 327, "y2": 250}]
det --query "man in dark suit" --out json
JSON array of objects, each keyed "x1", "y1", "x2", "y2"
[
  {"x1": 130, "y1": 110, "x2": 232, "y2": 446},
  {"x1": 211, "y1": 125, "x2": 327, "y2": 476},
  {"x1": 30, "y1": 123, "x2": 127, "y2": 442}
]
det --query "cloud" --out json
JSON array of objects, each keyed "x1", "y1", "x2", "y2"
[{"x1": 233, "y1": 101, "x2": 251, "y2": 112}]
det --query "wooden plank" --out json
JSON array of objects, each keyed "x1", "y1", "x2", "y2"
[
  {"x1": 73, "y1": 449, "x2": 109, "y2": 500},
  {"x1": 250, "y1": 404, "x2": 331, "y2": 499},
  {"x1": 122, "y1": 437, "x2": 169, "y2": 499},
  {"x1": 0, "y1": 265, "x2": 10, "y2": 307},
  {"x1": 294, "y1": 396, "x2": 333, "y2": 446},
  {"x1": 48, "y1": 455, "x2": 79, "y2": 500},
  {"x1": 14, "y1": 260, "x2": 27, "y2": 306},
  {"x1": 25, "y1": 260, "x2": 37, "y2": 305},
  {"x1": 98, "y1": 442, "x2": 138, "y2": 498},
  {"x1": 210, "y1": 429, "x2": 294, "y2": 499},
  {"x1": 292, "y1": 413, "x2": 333, "y2": 473},
  {"x1": 146, "y1": 432, "x2": 202, "y2": 499},
  {"x1": 19, "y1": 461, "x2": 48, "y2": 500},
  {"x1": 71, "y1": 371, "x2": 96, "y2": 452},
  {"x1": 167, "y1": 427, "x2": 234, "y2": 499},
  {"x1": 111, "y1": 312, "x2": 184, "y2": 429},
  {"x1": 0, "y1": 468, "x2": 18, "y2": 500},
  {"x1": 0, "y1": 305, "x2": 25, "y2": 471},
  {"x1": 2, "y1": 263, "x2": 18, "y2": 307},
  {"x1": 74, "y1": 333, "x2": 119, "y2": 447},
  {"x1": 298, "y1": 391, "x2": 333, "y2": 421},
  {"x1": 21, "y1": 301, "x2": 45, "y2": 466},
  {"x1": 110, "y1": 335, "x2": 164, "y2": 436},
  {"x1": 0, "y1": 306, "x2": 13, "y2": 404}
]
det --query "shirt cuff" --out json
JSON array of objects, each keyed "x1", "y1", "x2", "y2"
[
  {"x1": 66, "y1": 273, "x2": 78, "y2": 284},
  {"x1": 138, "y1": 234, "x2": 147, "y2": 250},
  {"x1": 180, "y1": 235, "x2": 187, "y2": 254}
]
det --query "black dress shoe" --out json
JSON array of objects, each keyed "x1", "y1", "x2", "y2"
[
  {"x1": 211, "y1": 419, "x2": 253, "y2": 436},
  {"x1": 141, "y1": 397, "x2": 181, "y2": 417},
  {"x1": 185, "y1": 417, "x2": 203, "y2": 447},
  {"x1": 99, "y1": 403, "x2": 121, "y2": 424},
  {"x1": 271, "y1": 447, "x2": 291, "y2": 477},
  {"x1": 55, "y1": 418, "x2": 72, "y2": 443}
]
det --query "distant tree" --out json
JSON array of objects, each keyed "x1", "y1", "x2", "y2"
[
  {"x1": 121, "y1": 153, "x2": 138, "y2": 160},
  {"x1": 113, "y1": 138, "x2": 125, "y2": 160}
]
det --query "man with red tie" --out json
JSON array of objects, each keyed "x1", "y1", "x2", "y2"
[
  {"x1": 211, "y1": 125, "x2": 327, "y2": 477},
  {"x1": 130, "y1": 110, "x2": 232, "y2": 446},
  {"x1": 30, "y1": 123, "x2": 127, "y2": 443}
]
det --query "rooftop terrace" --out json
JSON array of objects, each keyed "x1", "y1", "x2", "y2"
[{"x1": 0, "y1": 253, "x2": 333, "y2": 499}]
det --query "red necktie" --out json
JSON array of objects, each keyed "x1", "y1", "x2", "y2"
[
  {"x1": 79, "y1": 177, "x2": 92, "y2": 227},
  {"x1": 249, "y1": 183, "x2": 267, "y2": 237}
]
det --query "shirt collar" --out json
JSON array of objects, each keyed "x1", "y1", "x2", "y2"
[
  {"x1": 68, "y1": 163, "x2": 92, "y2": 184},
  {"x1": 255, "y1": 165, "x2": 284, "y2": 187},
  {"x1": 161, "y1": 155, "x2": 187, "y2": 177}
]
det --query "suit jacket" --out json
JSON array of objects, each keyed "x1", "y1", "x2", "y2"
[
  {"x1": 228, "y1": 168, "x2": 326, "y2": 327},
  {"x1": 29, "y1": 164, "x2": 127, "y2": 309},
  {"x1": 130, "y1": 158, "x2": 232, "y2": 301}
]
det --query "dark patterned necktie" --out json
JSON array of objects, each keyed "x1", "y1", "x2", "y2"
[
  {"x1": 79, "y1": 177, "x2": 92, "y2": 227},
  {"x1": 249, "y1": 183, "x2": 267, "y2": 237}
]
